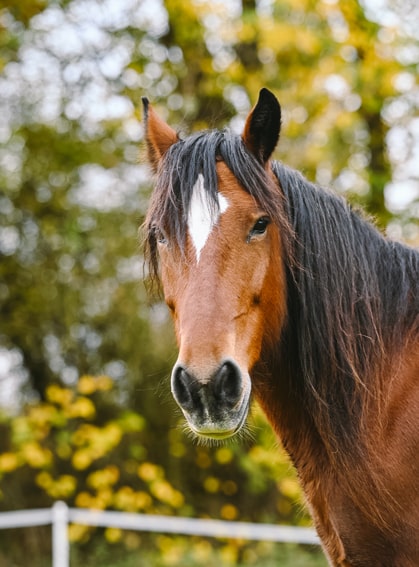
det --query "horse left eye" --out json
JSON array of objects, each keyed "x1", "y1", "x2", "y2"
[{"x1": 250, "y1": 217, "x2": 270, "y2": 237}]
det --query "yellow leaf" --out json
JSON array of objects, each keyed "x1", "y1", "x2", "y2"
[
  {"x1": 117, "y1": 412, "x2": 145, "y2": 433},
  {"x1": 78, "y1": 375, "x2": 113, "y2": 394},
  {"x1": 0, "y1": 452, "x2": 21, "y2": 473},
  {"x1": 114, "y1": 486, "x2": 136, "y2": 511},
  {"x1": 72, "y1": 424, "x2": 97, "y2": 446},
  {"x1": 72, "y1": 449, "x2": 93, "y2": 470},
  {"x1": 75, "y1": 490, "x2": 111, "y2": 510},
  {"x1": 36, "y1": 471, "x2": 52, "y2": 490},
  {"x1": 11, "y1": 417, "x2": 33, "y2": 444},
  {"x1": 76, "y1": 375, "x2": 97, "y2": 395},
  {"x1": 46, "y1": 384, "x2": 73, "y2": 407},
  {"x1": 51, "y1": 475, "x2": 77, "y2": 499},
  {"x1": 134, "y1": 491, "x2": 152, "y2": 511},
  {"x1": 65, "y1": 397, "x2": 96, "y2": 419},
  {"x1": 21, "y1": 442, "x2": 52, "y2": 468},
  {"x1": 137, "y1": 462, "x2": 163, "y2": 482},
  {"x1": 220, "y1": 504, "x2": 238, "y2": 521},
  {"x1": 195, "y1": 450, "x2": 211, "y2": 469},
  {"x1": 28, "y1": 405, "x2": 57, "y2": 431},
  {"x1": 220, "y1": 542, "x2": 239, "y2": 564},
  {"x1": 36, "y1": 471, "x2": 77, "y2": 498},
  {"x1": 203, "y1": 476, "x2": 220, "y2": 493},
  {"x1": 114, "y1": 487, "x2": 152, "y2": 513},
  {"x1": 192, "y1": 540, "x2": 212, "y2": 563},
  {"x1": 279, "y1": 478, "x2": 302, "y2": 500},
  {"x1": 55, "y1": 475, "x2": 77, "y2": 497},
  {"x1": 87, "y1": 466, "x2": 120, "y2": 490},
  {"x1": 95, "y1": 487, "x2": 113, "y2": 508},
  {"x1": 68, "y1": 524, "x2": 91, "y2": 543},
  {"x1": 150, "y1": 479, "x2": 184, "y2": 508},
  {"x1": 215, "y1": 447, "x2": 233, "y2": 465},
  {"x1": 75, "y1": 491, "x2": 94, "y2": 508},
  {"x1": 95, "y1": 375, "x2": 113, "y2": 391},
  {"x1": 102, "y1": 423, "x2": 122, "y2": 447},
  {"x1": 105, "y1": 527, "x2": 122, "y2": 543},
  {"x1": 222, "y1": 480, "x2": 238, "y2": 496}
]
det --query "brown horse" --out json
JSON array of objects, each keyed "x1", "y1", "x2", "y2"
[{"x1": 142, "y1": 89, "x2": 419, "y2": 566}]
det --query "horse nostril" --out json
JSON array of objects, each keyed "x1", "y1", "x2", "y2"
[
  {"x1": 172, "y1": 361, "x2": 244, "y2": 418},
  {"x1": 171, "y1": 365, "x2": 195, "y2": 410},
  {"x1": 214, "y1": 361, "x2": 242, "y2": 406}
]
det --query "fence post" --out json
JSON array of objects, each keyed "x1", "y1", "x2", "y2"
[{"x1": 52, "y1": 501, "x2": 70, "y2": 567}]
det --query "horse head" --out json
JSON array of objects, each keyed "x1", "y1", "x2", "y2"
[{"x1": 143, "y1": 90, "x2": 287, "y2": 440}]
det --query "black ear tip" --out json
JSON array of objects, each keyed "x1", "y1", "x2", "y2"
[
  {"x1": 258, "y1": 88, "x2": 281, "y2": 113},
  {"x1": 141, "y1": 96, "x2": 150, "y2": 117},
  {"x1": 259, "y1": 88, "x2": 276, "y2": 101}
]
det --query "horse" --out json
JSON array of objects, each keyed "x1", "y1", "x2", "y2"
[{"x1": 141, "y1": 88, "x2": 419, "y2": 566}]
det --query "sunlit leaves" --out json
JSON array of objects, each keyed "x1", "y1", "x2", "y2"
[
  {"x1": 0, "y1": 452, "x2": 20, "y2": 473},
  {"x1": 36, "y1": 471, "x2": 77, "y2": 499},
  {"x1": 0, "y1": 376, "x2": 186, "y2": 520},
  {"x1": 77, "y1": 374, "x2": 113, "y2": 395}
]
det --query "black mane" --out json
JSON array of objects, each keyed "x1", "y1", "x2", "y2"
[
  {"x1": 145, "y1": 129, "x2": 419, "y2": 456},
  {"x1": 272, "y1": 161, "x2": 419, "y2": 452}
]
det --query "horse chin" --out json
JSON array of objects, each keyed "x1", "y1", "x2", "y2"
[{"x1": 185, "y1": 399, "x2": 250, "y2": 441}]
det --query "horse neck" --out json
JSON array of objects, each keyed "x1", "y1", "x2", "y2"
[{"x1": 264, "y1": 162, "x2": 419, "y2": 460}]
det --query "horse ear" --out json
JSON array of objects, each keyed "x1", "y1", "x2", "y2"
[
  {"x1": 142, "y1": 97, "x2": 178, "y2": 171},
  {"x1": 242, "y1": 88, "x2": 281, "y2": 163}
]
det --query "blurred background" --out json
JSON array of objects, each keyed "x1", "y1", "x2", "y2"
[{"x1": 0, "y1": 0, "x2": 418, "y2": 565}]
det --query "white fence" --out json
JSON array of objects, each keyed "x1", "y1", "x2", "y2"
[{"x1": 0, "y1": 502, "x2": 320, "y2": 566}]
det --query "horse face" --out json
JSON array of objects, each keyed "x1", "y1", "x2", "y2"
[
  {"x1": 143, "y1": 89, "x2": 285, "y2": 439},
  {"x1": 158, "y1": 164, "x2": 284, "y2": 439}
]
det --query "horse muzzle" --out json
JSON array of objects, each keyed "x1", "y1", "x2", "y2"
[{"x1": 171, "y1": 359, "x2": 251, "y2": 440}]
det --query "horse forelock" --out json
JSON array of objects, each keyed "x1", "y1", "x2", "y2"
[{"x1": 143, "y1": 129, "x2": 290, "y2": 283}]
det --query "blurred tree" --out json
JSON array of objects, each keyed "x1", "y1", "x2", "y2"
[{"x1": 0, "y1": 0, "x2": 174, "y2": 403}]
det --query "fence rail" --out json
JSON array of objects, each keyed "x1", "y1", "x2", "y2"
[{"x1": 0, "y1": 502, "x2": 320, "y2": 566}]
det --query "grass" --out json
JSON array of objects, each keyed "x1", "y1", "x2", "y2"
[{"x1": 69, "y1": 537, "x2": 328, "y2": 567}]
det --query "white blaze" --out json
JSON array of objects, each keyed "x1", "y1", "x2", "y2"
[{"x1": 188, "y1": 174, "x2": 229, "y2": 262}]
